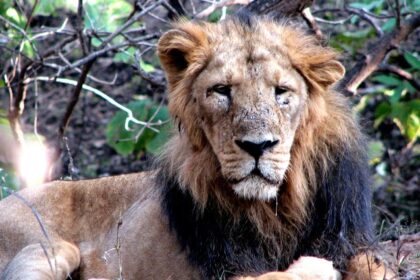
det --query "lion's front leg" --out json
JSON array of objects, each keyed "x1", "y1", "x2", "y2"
[
  {"x1": 1, "y1": 240, "x2": 80, "y2": 280},
  {"x1": 236, "y1": 257, "x2": 341, "y2": 280}
]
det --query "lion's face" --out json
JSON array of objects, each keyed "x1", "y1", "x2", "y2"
[
  {"x1": 158, "y1": 18, "x2": 344, "y2": 201},
  {"x1": 192, "y1": 41, "x2": 307, "y2": 200}
]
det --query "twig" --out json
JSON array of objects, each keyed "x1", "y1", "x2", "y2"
[
  {"x1": 163, "y1": 0, "x2": 187, "y2": 19},
  {"x1": 99, "y1": 0, "x2": 164, "y2": 48},
  {"x1": 6, "y1": 62, "x2": 32, "y2": 146},
  {"x1": 58, "y1": 38, "x2": 154, "y2": 75},
  {"x1": 58, "y1": 52, "x2": 118, "y2": 85},
  {"x1": 345, "y1": 6, "x2": 384, "y2": 36},
  {"x1": 134, "y1": 98, "x2": 165, "y2": 142},
  {"x1": 314, "y1": 16, "x2": 353, "y2": 25},
  {"x1": 195, "y1": 0, "x2": 250, "y2": 19},
  {"x1": 245, "y1": 0, "x2": 314, "y2": 18},
  {"x1": 134, "y1": 50, "x2": 166, "y2": 87},
  {"x1": 23, "y1": 0, "x2": 39, "y2": 31},
  {"x1": 393, "y1": 0, "x2": 402, "y2": 28},
  {"x1": 313, "y1": 8, "x2": 394, "y2": 20},
  {"x1": 377, "y1": 63, "x2": 420, "y2": 90},
  {"x1": 58, "y1": 60, "x2": 95, "y2": 138},
  {"x1": 76, "y1": 0, "x2": 88, "y2": 55},
  {"x1": 0, "y1": 15, "x2": 40, "y2": 60},
  {"x1": 301, "y1": 7, "x2": 324, "y2": 40},
  {"x1": 28, "y1": 76, "x2": 163, "y2": 132},
  {"x1": 339, "y1": 13, "x2": 420, "y2": 96}
]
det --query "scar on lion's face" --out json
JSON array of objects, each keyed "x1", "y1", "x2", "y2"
[{"x1": 158, "y1": 19, "x2": 345, "y2": 201}]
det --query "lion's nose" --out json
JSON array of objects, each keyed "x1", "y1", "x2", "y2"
[{"x1": 235, "y1": 139, "x2": 279, "y2": 160}]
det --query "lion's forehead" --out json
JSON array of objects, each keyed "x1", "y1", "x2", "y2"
[{"x1": 200, "y1": 26, "x2": 302, "y2": 90}]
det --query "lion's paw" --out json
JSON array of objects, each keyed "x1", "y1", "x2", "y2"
[{"x1": 285, "y1": 256, "x2": 342, "y2": 280}]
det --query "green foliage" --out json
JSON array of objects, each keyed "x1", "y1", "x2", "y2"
[
  {"x1": 84, "y1": 0, "x2": 133, "y2": 47},
  {"x1": 370, "y1": 51, "x2": 419, "y2": 143},
  {"x1": 29, "y1": 0, "x2": 76, "y2": 16},
  {"x1": 0, "y1": 167, "x2": 19, "y2": 199},
  {"x1": 368, "y1": 140, "x2": 386, "y2": 165},
  {"x1": 349, "y1": 0, "x2": 385, "y2": 12},
  {"x1": 106, "y1": 98, "x2": 172, "y2": 156},
  {"x1": 404, "y1": 52, "x2": 420, "y2": 70}
]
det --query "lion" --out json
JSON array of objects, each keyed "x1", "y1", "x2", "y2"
[{"x1": 0, "y1": 14, "x2": 392, "y2": 280}]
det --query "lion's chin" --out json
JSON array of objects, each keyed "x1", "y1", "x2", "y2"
[{"x1": 232, "y1": 176, "x2": 279, "y2": 201}]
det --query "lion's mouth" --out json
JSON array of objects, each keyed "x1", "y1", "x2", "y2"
[{"x1": 228, "y1": 167, "x2": 278, "y2": 186}]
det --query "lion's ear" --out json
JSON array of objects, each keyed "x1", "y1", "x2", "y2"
[
  {"x1": 157, "y1": 22, "x2": 210, "y2": 87},
  {"x1": 304, "y1": 58, "x2": 345, "y2": 91},
  {"x1": 283, "y1": 29, "x2": 345, "y2": 92}
]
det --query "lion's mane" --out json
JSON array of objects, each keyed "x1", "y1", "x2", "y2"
[{"x1": 155, "y1": 13, "x2": 374, "y2": 279}]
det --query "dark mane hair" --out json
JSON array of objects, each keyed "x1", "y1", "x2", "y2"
[{"x1": 157, "y1": 139, "x2": 373, "y2": 279}]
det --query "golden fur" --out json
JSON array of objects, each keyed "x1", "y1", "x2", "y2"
[{"x1": 0, "y1": 17, "x2": 392, "y2": 280}]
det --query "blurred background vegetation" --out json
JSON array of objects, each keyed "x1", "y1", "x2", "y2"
[{"x1": 0, "y1": 0, "x2": 418, "y2": 253}]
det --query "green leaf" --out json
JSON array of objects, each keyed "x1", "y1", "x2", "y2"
[
  {"x1": 5, "y1": 7, "x2": 26, "y2": 27},
  {"x1": 31, "y1": 0, "x2": 76, "y2": 16},
  {"x1": 371, "y1": 74, "x2": 402, "y2": 86},
  {"x1": 106, "y1": 98, "x2": 172, "y2": 156},
  {"x1": 404, "y1": 52, "x2": 420, "y2": 70},
  {"x1": 389, "y1": 85, "x2": 405, "y2": 104},
  {"x1": 114, "y1": 47, "x2": 136, "y2": 63},
  {"x1": 342, "y1": 28, "x2": 372, "y2": 39},
  {"x1": 354, "y1": 95, "x2": 372, "y2": 113},
  {"x1": 390, "y1": 100, "x2": 420, "y2": 141},
  {"x1": 381, "y1": 18, "x2": 396, "y2": 33},
  {"x1": 146, "y1": 127, "x2": 171, "y2": 155},
  {"x1": 208, "y1": 10, "x2": 223, "y2": 22},
  {"x1": 374, "y1": 102, "x2": 391, "y2": 128},
  {"x1": 85, "y1": 0, "x2": 133, "y2": 33},
  {"x1": 139, "y1": 59, "x2": 155, "y2": 73},
  {"x1": 0, "y1": 166, "x2": 20, "y2": 199},
  {"x1": 368, "y1": 140, "x2": 385, "y2": 164},
  {"x1": 405, "y1": 113, "x2": 419, "y2": 141},
  {"x1": 349, "y1": 0, "x2": 384, "y2": 11},
  {"x1": 0, "y1": 0, "x2": 13, "y2": 15},
  {"x1": 403, "y1": 80, "x2": 417, "y2": 94},
  {"x1": 22, "y1": 40, "x2": 35, "y2": 58}
]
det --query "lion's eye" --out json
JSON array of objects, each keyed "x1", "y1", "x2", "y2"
[
  {"x1": 275, "y1": 86, "x2": 288, "y2": 96},
  {"x1": 275, "y1": 86, "x2": 290, "y2": 106},
  {"x1": 210, "y1": 84, "x2": 231, "y2": 97}
]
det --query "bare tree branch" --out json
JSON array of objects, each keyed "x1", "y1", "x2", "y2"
[
  {"x1": 245, "y1": 0, "x2": 313, "y2": 18},
  {"x1": 377, "y1": 63, "x2": 420, "y2": 91},
  {"x1": 58, "y1": 60, "x2": 95, "y2": 138},
  {"x1": 345, "y1": 6, "x2": 384, "y2": 36},
  {"x1": 76, "y1": 0, "x2": 88, "y2": 55},
  {"x1": 301, "y1": 7, "x2": 324, "y2": 40},
  {"x1": 99, "y1": 0, "x2": 164, "y2": 48},
  {"x1": 339, "y1": 13, "x2": 420, "y2": 96},
  {"x1": 195, "y1": 0, "x2": 250, "y2": 19}
]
